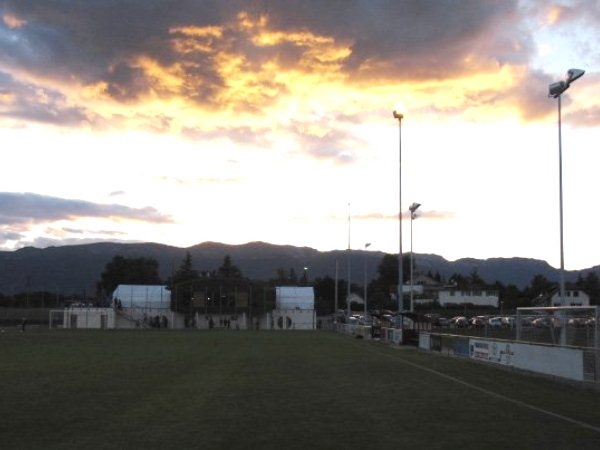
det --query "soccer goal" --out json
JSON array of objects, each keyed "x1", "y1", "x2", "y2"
[
  {"x1": 516, "y1": 306, "x2": 599, "y2": 348},
  {"x1": 49, "y1": 310, "x2": 66, "y2": 329}
]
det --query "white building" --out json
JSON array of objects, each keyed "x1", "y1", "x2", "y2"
[
  {"x1": 50, "y1": 307, "x2": 115, "y2": 329},
  {"x1": 550, "y1": 290, "x2": 590, "y2": 307},
  {"x1": 111, "y1": 284, "x2": 182, "y2": 329},
  {"x1": 438, "y1": 288, "x2": 499, "y2": 308},
  {"x1": 271, "y1": 286, "x2": 316, "y2": 330}
]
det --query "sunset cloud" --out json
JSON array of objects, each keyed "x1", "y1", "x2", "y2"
[
  {"x1": 1, "y1": 1, "x2": 598, "y2": 267},
  {"x1": 0, "y1": 192, "x2": 172, "y2": 225}
]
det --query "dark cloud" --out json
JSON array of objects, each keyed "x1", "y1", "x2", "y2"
[
  {"x1": 0, "y1": 71, "x2": 91, "y2": 125},
  {"x1": 0, "y1": 0, "x2": 585, "y2": 128},
  {"x1": 0, "y1": 229, "x2": 24, "y2": 245},
  {"x1": 254, "y1": 0, "x2": 529, "y2": 80},
  {"x1": 59, "y1": 227, "x2": 127, "y2": 236},
  {"x1": 499, "y1": 69, "x2": 555, "y2": 121},
  {"x1": 23, "y1": 236, "x2": 141, "y2": 249},
  {"x1": 0, "y1": 1, "x2": 531, "y2": 94},
  {"x1": 0, "y1": 192, "x2": 172, "y2": 225}
]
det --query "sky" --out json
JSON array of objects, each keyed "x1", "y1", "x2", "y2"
[{"x1": 1, "y1": 0, "x2": 599, "y2": 270}]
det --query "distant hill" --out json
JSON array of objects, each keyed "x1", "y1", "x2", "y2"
[{"x1": 0, "y1": 241, "x2": 598, "y2": 295}]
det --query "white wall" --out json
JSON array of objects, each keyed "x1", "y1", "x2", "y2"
[
  {"x1": 438, "y1": 290, "x2": 499, "y2": 307},
  {"x1": 421, "y1": 334, "x2": 586, "y2": 382},
  {"x1": 272, "y1": 309, "x2": 315, "y2": 330},
  {"x1": 550, "y1": 290, "x2": 590, "y2": 306},
  {"x1": 64, "y1": 308, "x2": 115, "y2": 329}
]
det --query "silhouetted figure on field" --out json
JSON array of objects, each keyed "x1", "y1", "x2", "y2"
[{"x1": 21, "y1": 317, "x2": 27, "y2": 332}]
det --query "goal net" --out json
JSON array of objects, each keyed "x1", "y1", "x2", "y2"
[
  {"x1": 516, "y1": 306, "x2": 599, "y2": 348},
  {"x1": 49, "y1": 310, "x2": 65, "y2": 329}
]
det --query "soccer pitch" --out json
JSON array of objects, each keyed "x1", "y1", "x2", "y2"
[{"x1": 1, "y1": 330, "x2": 599, "y2": 449}]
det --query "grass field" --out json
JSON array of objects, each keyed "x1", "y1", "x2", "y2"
[{"x1": 1, "y1": 330, "x2": 600, "y2": 449}]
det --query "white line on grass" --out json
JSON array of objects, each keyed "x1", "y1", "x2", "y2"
[{"x1": 344, "y1": 337, "x2": 600, "y2": 435}]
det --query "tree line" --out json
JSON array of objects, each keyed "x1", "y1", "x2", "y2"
[{"x1": 1, "y1": 252, "x2": 598, "y2": 313}]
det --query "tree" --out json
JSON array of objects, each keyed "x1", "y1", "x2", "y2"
[
  {"x1": 170, "y1": 251, "x2": 198, "y2": 286},
  {"x1": 449, "y1": 273, "x2": 468, "y2": 289},
  {"x1": 469, "y1": 269, "x2": 485, "y2": 286},
  {"x1": 527, "y1": 274, "x2": 554, "y2": 298},
  {"x1": 217, "y1": 255, "x2": 243, "y2": 279},
  {"x1": 168, "y1": 252, "x2": 200, "y2": 316},
  {"x1": 99, "y1": 255, "x2": 161, "y2": 295},
  {"x1": 576, "y1": 272, "x2": 600, "y2": 305},
  {"x1": 312, "y1": 276, "x2": 340, "y2": 315},
  {"x1": 368, "y1": 253, "x2": 411, "y2": 309},
  {"x1": 375, "y1": 253, "x2": 411, "y2": 288}
]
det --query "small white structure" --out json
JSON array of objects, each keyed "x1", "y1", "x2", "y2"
[
  {"x1": 550, "y1": 290, "x2": 590, "y2": 306},
  {"x1": 275, "y1": 286, "x2": 314, "y2": 310},
  {"x1": 272, "y1": 286, "x2": 316, "y2": 330},
  {"x1": 112, "y1": 284, "x2": 183, "y2": 329},
  {"x1": 51, "y1": 307, "x2": 115, "y2": 329},
  {"x1": 438, "y1": 289, "x2": 499, "y2": 308}
]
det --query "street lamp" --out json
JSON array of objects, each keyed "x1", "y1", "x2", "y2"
[
  {"x1": 393, "y1": 103, "x2": 405, "y2": 317},
  {"x1": 548, "y1": 68, "x2": 585, "y2": 308},
  {"x1": 409, "y1": 202, "x2": 421, "y2": 313},
  {"x1": 363, "y1": 243, "x2": 371, "y2": 317}
]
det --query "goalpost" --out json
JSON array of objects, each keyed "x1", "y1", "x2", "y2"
[
  {"x1": 516, "y1": 306, "x2": 599, "y2": 347},
  {"x1": 48, "y1": 310, "x2": 65, "y2": 329},
  {"x1": 516, "y1": 306, "x2": 599, "y2": 382}
]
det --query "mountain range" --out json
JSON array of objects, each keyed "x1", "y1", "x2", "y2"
[{"x1": 0, "y1": 241, "x2": 598, "y2": 296}]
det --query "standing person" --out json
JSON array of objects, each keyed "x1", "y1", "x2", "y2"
[{"x1": 21, "y1": 317, "x2": 27, "y2": 332}]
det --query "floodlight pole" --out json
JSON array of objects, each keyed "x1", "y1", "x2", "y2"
[
  {"x1": 548, "y1": 68, "x2": 585, "y2": 347},
  {"x1": 363, "y1": 243, "x2": 371, "y2": 317},
  {"x1": 409, "y1": 202, "x2": 421, "y2": 313},
  {"x1": 557, "y1": 94, "x2": 566, "y2": 308},
  {"x1": 548, "y1": 69, "x2": 584, "y2": 308},
  {"x1": 393, "y1": 109, "x2": 404, "y2": 320}
]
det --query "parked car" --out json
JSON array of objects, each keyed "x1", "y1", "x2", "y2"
[
  {"x1": 469, "y1": 316, "x2": 486, "y2": 328},
  {"x1": 488, "y1": 317, "x2": 503, "y2": 328},
  {"x1": 449, "y1": 316, "x2": 468, "y2": 328},
  {"x1": 435, "y1": 317, "x2": 450, "y2": 327},
  {"x1": 520, "y1": 317, "x2": 534, "y2": 327},
  {"x1": 532, "y1": 317, "x2": 559, "y2": 328},
  {"x1": 501, "y1": 316, "x2": 515, "y2": 328},
  {"x1": 568, "y1": 318, "x2": 587, "y2": 328}
]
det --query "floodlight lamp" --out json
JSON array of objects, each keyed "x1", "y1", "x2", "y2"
[
  {"x1": 548, "y1": 80, "x2": 568, "y2": 98},
  {"x1": 565, "y1": 68, "x2": 585, "y2": 84},
  {"x1": 393, "y1": 101, "x2": 405, "y2": 119},
  {"x1": 409, "y1": 202, "x2": 421, "y2": 213}
]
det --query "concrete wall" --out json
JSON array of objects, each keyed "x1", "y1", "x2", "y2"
[
  {"x1": 64, "y1": 308, "x2": 115, "y2": 329},
  {"x1": 420, "y1": 333, "x2": 589, "y2": 382},
  {"x1": 272, "y1": 309, "x2": 316, "y2": 330}
]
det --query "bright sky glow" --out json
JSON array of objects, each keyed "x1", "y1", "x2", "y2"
[{"x1": 1, "y1": 0, "x2": 599, "y2": 270}]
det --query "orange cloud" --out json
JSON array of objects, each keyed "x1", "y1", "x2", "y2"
[
  {"x1": 2, "y1": 14, "x2": 26, "y2": 29},
  {"x1": 546, "y1": 6, "x2": 562, "y2": 25}
]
